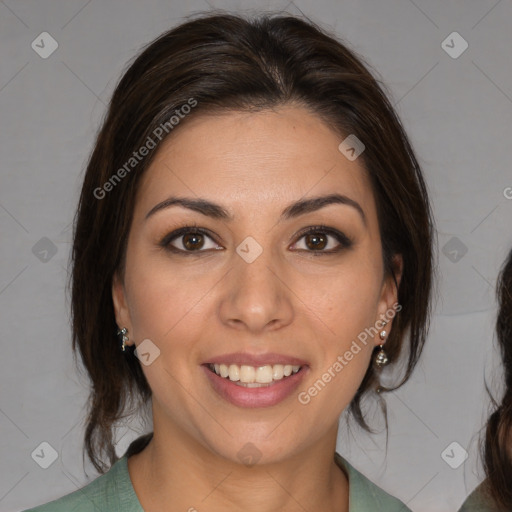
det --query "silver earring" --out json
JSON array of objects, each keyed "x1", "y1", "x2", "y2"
[
  {"x1": 374, "y1": 329, "x2": 389, "y2": 367},
  {"x1": 117, "y1": 327, "x2": 129, "y2": 352}
]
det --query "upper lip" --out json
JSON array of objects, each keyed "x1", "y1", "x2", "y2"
[{"x1": 203, "y1": 352, "x2": 308, "y2": 367}]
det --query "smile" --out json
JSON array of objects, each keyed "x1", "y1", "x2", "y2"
[{"x1": 207, "y1": 363, "x2": 302, "y2": 386}]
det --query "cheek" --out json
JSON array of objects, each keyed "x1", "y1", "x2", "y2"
[
  {"x1": 300, "y1": 258, "x2": 382, "y2": 335},
  {"x1": 297, "y1": 257, "x2": 381, "y2": 393},
  {"x1": 123, "y1": 248, "x2": 213, "y2": 342}
]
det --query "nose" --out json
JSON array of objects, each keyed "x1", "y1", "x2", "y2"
[{"x1": 218, "y1": 244, "x2": 294, "y2": 333}]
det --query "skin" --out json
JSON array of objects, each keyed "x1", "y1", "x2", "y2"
[{"x1": 112, "y1": 104, "x2": 401, "y2": 512}]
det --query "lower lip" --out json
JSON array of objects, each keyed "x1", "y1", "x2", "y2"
[{"x1": 202, "y1": 365, "x2": 308, "y2": 408}]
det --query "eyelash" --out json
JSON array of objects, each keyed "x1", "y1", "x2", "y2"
[{"x1": 159, "y1": 224, "x2": 353, "y2": 256}]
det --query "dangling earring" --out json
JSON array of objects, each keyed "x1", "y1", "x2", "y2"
[
  {"x1": 374, "y1": 328, "x2": 389, "y2": 368},
  {"x1": 117, "y1": 327, "x2": 129, "y2": 352}
]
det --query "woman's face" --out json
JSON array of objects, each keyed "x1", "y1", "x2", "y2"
[{"x1": 113, "y1": 105, "x2": 399, "y2": 464}]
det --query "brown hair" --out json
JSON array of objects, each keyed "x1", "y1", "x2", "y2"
[
  {"x1": 70, "y1": 11, "x2": 435, "y2": 473},
  {"x1": 482, "y1": 248, "x2": 512, "y2": 508}
]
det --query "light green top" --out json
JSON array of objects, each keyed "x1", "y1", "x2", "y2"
[
  {"x1": 24, "y1": 451, "x2": 411, "y2": 511},
  {"x1": 458, "y1": 482, "x2": 502, "y2": 512}
]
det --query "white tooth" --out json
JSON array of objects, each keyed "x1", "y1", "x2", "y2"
[
  {"x1": 256, "y1": 365, "x2": 273, "y2": 383},
  {"x1": 240, "y1": 365, "x2": 256, "y2": 383},
  {"x1": 219, "y1": 363, "x2": 301, "y2": 382},
  {"x1": 272, "y1": 364, "x2": 284, "y2": 380},
  {"x1": 228, "y1": 364, "x2": 240, "y2": 381},
  {"x1": 219, "y1": 364, "x2": 229, "y2": 378}
]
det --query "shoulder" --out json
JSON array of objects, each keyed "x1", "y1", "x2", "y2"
[
  {"x1": 458, "y1": 482, "x2": 502, "y2": 512},
  {"x1": 335, "y1": 453, "x2": 412, "y2": 511},
  {"x1": 22, "y1": 456, "x2": 142, "y2": 512}
]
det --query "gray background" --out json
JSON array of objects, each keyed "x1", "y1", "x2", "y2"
[{"x1": 1, "y1": 1, "x2": 511, "y2": 511}]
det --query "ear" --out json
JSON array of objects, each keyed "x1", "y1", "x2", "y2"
[
  {"x1": 375, "y1": 254, "x2": 403, "y2": 344},
  {"x1": 112, "y1": 271, "x2": 133, "y2": 346}
]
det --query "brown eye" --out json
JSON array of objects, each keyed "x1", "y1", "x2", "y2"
[
  {"x1": 304, "y1": 232, "x2": 328, "y2": 250},
  {"x1": 160, "y1": 227, "x2": 222, "y2": 254},
  {"x1": 182, "y1": 232, "x2": 205, "y2": 250},
  {"x1": 292, "y1": 226, "x2": 353, "y2": 254}
]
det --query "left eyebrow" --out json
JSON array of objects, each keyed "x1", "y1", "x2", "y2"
[
  {"x1": 281, "y1": 193, "x2": 366, "y2": 225},
  {"x1": 145, "y1": 193, "x2": 366, "y2": 226}
]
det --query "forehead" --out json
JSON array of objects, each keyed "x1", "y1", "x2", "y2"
[{"x1": 135, "y1": 105, "x2": 377, "y2": 222}]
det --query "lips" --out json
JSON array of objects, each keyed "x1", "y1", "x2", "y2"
[
  {"x1": 203, "y1": 364, "x2": 307, "y2": 408},
  {"x1": 201, "y1": 352, "x2": 309, "y2": 408}
]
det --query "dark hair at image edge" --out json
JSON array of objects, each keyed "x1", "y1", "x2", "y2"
[
  {"x1": 482, "y1": 248, "x2": 512, "y2": 509},
  {"x1": 70, "y1": 11, "x2": 435, "y2": 473}
]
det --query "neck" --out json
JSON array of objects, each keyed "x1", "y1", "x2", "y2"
[{"x1": 127, "y1": 415, "x2": 349, "y2": 512}]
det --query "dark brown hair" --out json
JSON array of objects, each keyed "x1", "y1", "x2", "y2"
[
  {"x1": 482, "y1": 248, "x2": 512, "y2": 508},
  {"x1": 70, "y1": 11, "x2": 435, "y2": 473}
]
